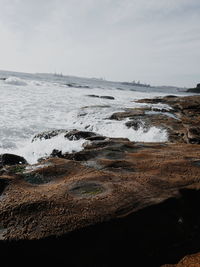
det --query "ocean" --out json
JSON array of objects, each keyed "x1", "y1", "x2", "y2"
[{"x1": 0, "y1": 70, "x2": 189, "y2": 164}]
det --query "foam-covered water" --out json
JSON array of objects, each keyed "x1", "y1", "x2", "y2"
[{"x1": 0, "y1": 70, "x2": 189, "y2": 163}]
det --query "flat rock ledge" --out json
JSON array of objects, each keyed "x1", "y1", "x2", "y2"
[
  {"x1": 109, "y1": 95, "x2": 200, "y2": 144},
  {"x1": 0, "y1": 95, "x2": 200, "y2": 267}
]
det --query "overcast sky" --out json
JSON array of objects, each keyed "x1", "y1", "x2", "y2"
[{"x1": 0, "y1": 0, "x2": 199, "y2": 87}]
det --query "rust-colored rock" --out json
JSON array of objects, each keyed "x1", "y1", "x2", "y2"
[
  {"x1": 162, "y1": 252, "x2": 200, "y2": 266},
  {"x1": 1, "y1": 95, "x2": 200, "y2": 267},
  {"x1": 0, "y1": 141, "x2": 200, "y2": 265}
]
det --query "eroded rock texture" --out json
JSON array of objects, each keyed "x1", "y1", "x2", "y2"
[{"x1": 0, "y1": 95, "x2": 200, "y2": 267}]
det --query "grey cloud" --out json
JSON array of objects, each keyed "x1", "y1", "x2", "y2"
[{"x1": 0, "y1": 0, "x2": 199, "y2": 87}]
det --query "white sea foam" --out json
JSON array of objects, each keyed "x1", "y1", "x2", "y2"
[
  {"x1": 0, "y1": 124, "x2": 167, "y2": 164},
  {"x1": 0, "y1": 134, "x2": 86, "y2": 164},
  {"x1": 0, "y1": 70, "x2": 188, "y2": 164},
  {"x1": 4, "y1": 76, "x2": 27, "y2": 86},
  {"x1": 93, "y1": 120, "x2": 168, "y2": 142}
]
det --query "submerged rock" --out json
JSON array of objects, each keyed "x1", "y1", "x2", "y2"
[
  {"x1": 86, "y1": 94, "x2": 100, "y2": 98},
  {"x1": 100, "y1": 96, "x2": 115, "y2": 100},
  {"x1": 66, "y1": 83, "x2": 90, "y2": 88},
  {"x1": 86, "y1": 94, "x2": 115, "y2": 100}
]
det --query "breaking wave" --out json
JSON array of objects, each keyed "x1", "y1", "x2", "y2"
[
  {"x1": 0, "y1": 134, "x2": 86, "y2": 164},
  {"x1": 0, "y1": 124, "x2": 167, "y2": 164},
  {"x1": 0, "y1": 70, "x2": 186, "y2": 164},
  {"x1": 4, "y1": 76, "x2": 27, "y2": 86}
]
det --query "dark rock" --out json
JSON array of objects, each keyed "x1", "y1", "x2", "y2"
[
  {"x1": 125, "y1": 120, "x2": 143, "y2": 130},
  {"x1": 32, "y1": 129, "x2": 99, "y2": 142},
  {"x1": 187, "y1": 83, "x2": 200, "y2": 93},
  {"x1": 100, "y1": 96, "x2": 115, "y2": 100},
  {"x1": 66, "y1": 83, "x2": 73, "y2": 87},
  {"x1": 186, "y1": 127, "x2": 200, "y2": 144},
  {"x1": 0, "y1": 154, "x2": 27, "y2": 166},
  {"x1": 86, "y1": 94, "x2": 100, "y2": 98},
  {"x1": 85, "y1": 135, "x2": 106, "y2": 141},
  {"x1": 32, "y1": 129, "x2": 67, "y2": 142},
  {"x1": 187, "y1": 88, "x2": 200, "y2": 93},
  {"x1": 67, "y1": 83, "x2": 90, "y2": 88},
  {"x1": 109, "y1": 109, "x2": 145, "y2": 120},
  {"x1": 50, "y1": 149, "x2": 63, "y2": 157},
  {"x1": 64, "y1": 130, "x2": 97, "y2": 140},
  {"x1": 165, "y1": 95, "x2": 178, "y2": 98},
  {"x1": 86, "y1": 95, "x2": 115, "y2": 100},
  {"x1": 82, "y1": 105, "x2": 111, "y2": 109},
  {"x1": 0, "y1": 178, "x2": 9, "y2": 195},
  {"x1": 63, "y1": 150, "x2": 99, "y2": 161}
]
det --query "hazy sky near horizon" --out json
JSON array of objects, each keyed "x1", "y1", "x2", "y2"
[{"x1": 0, "y1": 0, "x2": 199, "y2": 87}]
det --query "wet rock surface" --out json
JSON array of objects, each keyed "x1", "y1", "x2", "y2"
[
  {"x1": 32, "y1": 129, "x2": 100, "y2": 142},
  {"x1": 86, "y1": 94, "x2": 115, "y2": 100},
  {"x1": 1, "y1": 95, "x2": 200, "y2": 266},
  {"x1": 109, "y1": 95, "x2": 200, "y2": 144},
  {"x1": 0, "y1": 153, "x2": 27, "y2": 166}
]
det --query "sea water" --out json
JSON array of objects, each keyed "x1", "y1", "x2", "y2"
[{"x1": 0, "y1": 70, "x2": 188, "y2": 164}]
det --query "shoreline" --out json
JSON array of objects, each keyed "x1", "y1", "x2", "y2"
[{"x1": 0, "y1": 94, "x2": 200, "y2": 266}]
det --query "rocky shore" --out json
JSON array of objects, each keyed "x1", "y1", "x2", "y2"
[{"x1": 0, "y1": 95, "x2": 200, "y2": 266}]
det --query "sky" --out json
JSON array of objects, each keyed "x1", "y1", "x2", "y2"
[{"x1": 0, "y1": 0, "x2": 199, "y2": 87}]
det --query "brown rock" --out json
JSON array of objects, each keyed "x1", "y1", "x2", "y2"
[
  {"x1": 1, "y1": 141, "x2": 200, "y2": 266},
  {"x1": 1, "y1": 95, "x2": 200, "y2": 267},
  {"x1": 162, "y1": 252, "x2": 200, "y2": 266},
  {"x1": 108, "y1": 95, "x2": 200, "y2": 144},
  {"x1": 109, "y1": 109, "x2": 145, "y2": 120}
]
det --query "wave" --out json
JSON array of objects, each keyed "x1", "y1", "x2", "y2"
[
  {"x1": 0, "y1": 124, "x2": 168, "y2": 164},
  {"x1": 4, "y1": 76, "x2": 27, "y2": 86},
  {"x1": 0, "y1": 134, "x2": 86, "y2": 164}
]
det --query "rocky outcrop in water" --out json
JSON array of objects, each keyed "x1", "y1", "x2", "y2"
[
  {"x1": 32, "y1": 129, "x2": 101, "y2": 142},
  {"x1": 0, "y1": 95, "x2": 200, "y2": 266},
  {"x1": 109, "y1": 95, "x2": 200, "y2": 144},
  {"x1": 87, "y1": 94, "x2": 115, "y2": 100},
  {"x1": 66, "y1": 83, "x2": 90, "y2": 88},
  {"x1": 187, "y1": 83, "x2": 200, "y2": 93}
]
